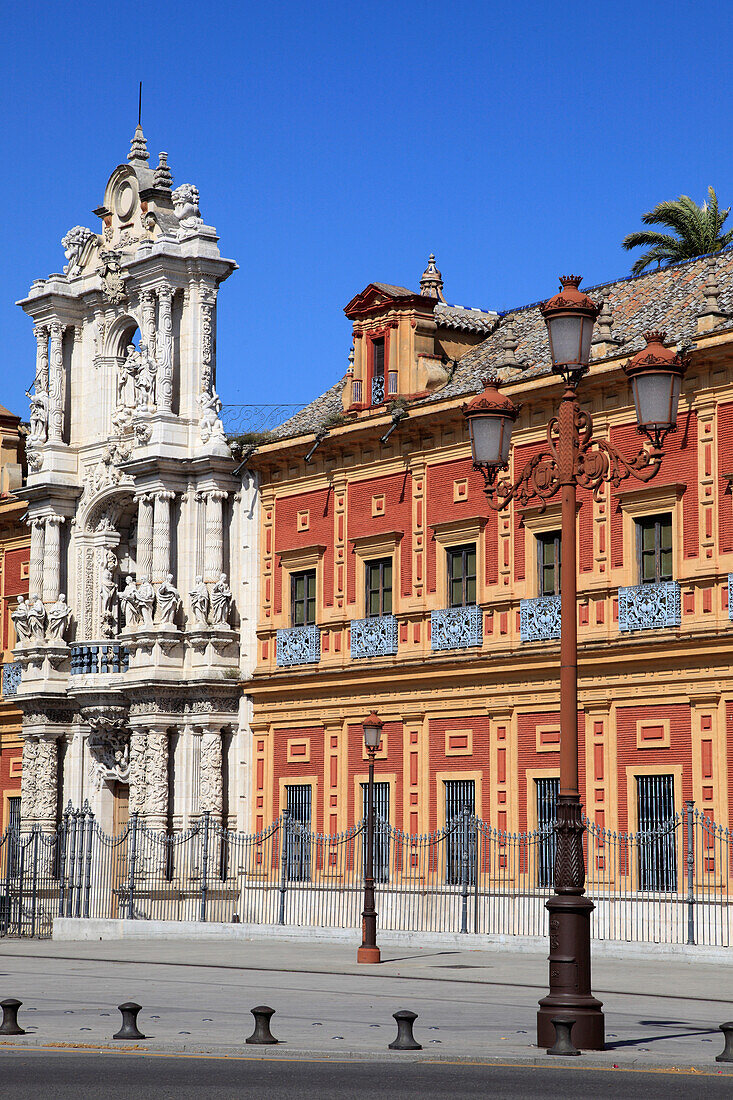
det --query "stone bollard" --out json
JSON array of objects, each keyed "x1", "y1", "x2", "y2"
[
  {"x1": 388, "y1": 1010, "x2": 422, "y2": 1051},
  {"x1": 546, "y1": 1016, "x2": 581, "y2": 1057},
  {"x1": 0, "y1": 998, "x2": 25, "y2": 1036},
  {"x1": 716, "y1": 1021, "x2": 733, "y2": 1063},
  {"x1": 113, "y1": 1002, "x2": 146, "y2": 1040},
  {"x1": 246, "y1": 1005, "x2": 279, "y2": 1045}
]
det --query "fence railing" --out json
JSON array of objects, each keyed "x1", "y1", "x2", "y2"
[{"x1": 1, "y1": 803, "x2": 731, "y2": 945}]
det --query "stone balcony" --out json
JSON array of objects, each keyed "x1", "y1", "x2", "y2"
[
  {"x1": 431, "y1": 605, "x2": 483, "y2": 651},
  {"x1": 70, "y1": 643, "x2": 130, "y2": 675},
  {"x1": 520, "y1": 596, "x2": 561, "y2": 642},
  {"x1": 350, "y1": 614, "x2": 399, "y2": 659},
  {"x1": 618, "y1": 581, "x2": 681, "y2": 633},
  {"x1": 276, "y1": 625, "x2": 321, "y2": 667}
]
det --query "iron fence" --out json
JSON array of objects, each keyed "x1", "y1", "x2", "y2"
[{"x1": 1, "y1": 802, "x2": 731, "y2": 945}]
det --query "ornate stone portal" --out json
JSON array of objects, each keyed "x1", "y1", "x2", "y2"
[{"x1": 14, "y1": 125, "x2": 258, "y2": 834}]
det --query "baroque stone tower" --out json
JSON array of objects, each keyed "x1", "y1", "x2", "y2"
[{"x1": 14, "y1": 125, "x2": 256, "y2": 833}]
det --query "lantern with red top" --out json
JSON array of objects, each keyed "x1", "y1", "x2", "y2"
[
  {"x1": 623, "y1": 331, "x2": 687, "y2": 449},
  {"x1": 539, "y1": 275, "x2": 600, "y2": 384}
]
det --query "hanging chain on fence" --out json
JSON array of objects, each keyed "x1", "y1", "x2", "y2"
[{"x1": 1, "y1": 803, "x2": 731, "y2": 945}]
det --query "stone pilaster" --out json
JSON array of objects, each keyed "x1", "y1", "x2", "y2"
[
  {"x1": 199, "y1": 729, "x2": 223, "y2": 816},
  {"x1": 204, "y1": 490, "x2": 227, "y2": 581},
  {"x1": 34, "y1": 737, "x2": 59, "y2": 832},
  {"x1": 48, "y1": 323, "x2": 65, "y2": 443},
  {"x1": 140, "y1": 289, "x2": 157, "y2": 398},
  {"x1": 156, "y1": 285, "x2": 174, "y2": 413},
  {"x1": 29, "y1": 518, "x2": 45, "y2": 599},
  {"x1": 42, "y1": 515, "x2": 64, "y2": 602},
  {"x1": 152, "y1": 491, "x2": 175, "y2": 583},
  {"x1": 34, "y1": 324, "x2": 49, "y2": 397},
  {"x1": 145, "y1": 730, "x2": 169, "y2": 830},
  {"x1": 136, "y1": 493, "x2": 155, "y2": 582},
  {"x1": 128, "y1": 729, "x2": 148, "y2": 815},
  {"x1": 20, "y1": 737, "x2": 39, "y2": 824}
]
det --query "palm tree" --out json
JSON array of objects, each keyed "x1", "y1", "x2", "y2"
[{"x1": 622, "y1": 187, "x2": 733, "y2": 276}]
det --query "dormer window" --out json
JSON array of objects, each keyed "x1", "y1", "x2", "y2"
[{"x1": 371, "y1": 338, "x2": 385, "y2": 406}]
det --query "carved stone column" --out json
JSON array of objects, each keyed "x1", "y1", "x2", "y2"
[
  {"x1": 20, "y1": 737, "x2": 39, "y2": 825},
  {"x1": 145, "y1": 730, "x2": 169, "y2": 831},
  {"x1": 42, "y1": 515, "x2": 64, "y2": 603},
  {"x1": 48, "y1": 323, "x2": 66, "y2": 444},
  {"x1": 199, "y1": 287, "x2": 216, "y2": 394},
  {"x1": 135, "y1": 493, "x2": 155, "y2": 582},
  {"x1": 29, "y1": 518, "x2": 45, "y2": 600},
  {"x1": 199, "y1": 729, "x2": 223, "y2": 817},
  {"x1": 34, "y1": 737, "x2": 59, "y2": 832},
  {"x1": 139, "y1": 289, "x2": 157, "y2": 402},
  {"x1": 204, "y1": 491, "x2": 227, "y2": 581},
  {"x1": 34, "y1": 324, "x2": 49, "y2": 396},
  {"x1": 156, "y1": 285, "x2": 174, "y2": 413},
  {"x1": 152, "y1": 491, "x2": 175, "y2": 583},
  {"x1": 128, "y1": 729, "x2": 148, "y2": 816}
]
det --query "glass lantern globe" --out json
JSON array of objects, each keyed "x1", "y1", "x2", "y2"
[
  {"x1": 539, "y1": 276, "x2": 599, "y2": 380},
  {"x1": 362, "y1": 712, "x2": 384, "y2": 750},
  {"x1": 463, "y1": 379, "x2": 520, "y2": 469},
  {"x1": 623, "y1": 332, "x2": 687, "y2": 445}
]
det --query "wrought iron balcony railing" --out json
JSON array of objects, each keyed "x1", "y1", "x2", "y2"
[
  {"x1": 276, "y1": 625, "x2": 321, "y2": 667},
  {"x1": 70, "y1": 643, "x2": 130, "y2": 675},
  {"x1": 618, "y1": 581, "x2": 681, "y2": 633},
  {"x1": 351, "y1": 615, "x2": 399, "y2": 659},
  {"x1": 1, "y1": 661, "x2": 21, "y2": 696},
  {"x1": 431, "y1": 605, "x2": 483, "y2": 651},
  {"x1": 520, "y1": 596, "x2": 561, "y2": 642},
  {"x1": 371, "y1": 375, "x2": 385, "y2": 405}
]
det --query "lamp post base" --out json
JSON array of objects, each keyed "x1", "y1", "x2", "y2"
[
  {"x1": 357, "y1": 945, "x2": 381, "y2": 964},
  {"x1": 536, "y1": 893, "x2": 605, "y2": 1050}
]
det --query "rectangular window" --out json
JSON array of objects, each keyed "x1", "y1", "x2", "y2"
[
  {"x1": 636, "y1": 514, "x2": 673, "y2": 584},
  {"x1": 537, "y1": 532, "x2": 561, "y2": 596},
  {"x1": 365, "y1": 557, "x2": 392, "y2": 617},
  {"x1": 371, "y1": 338, "x2": 386, "y2": 405},
  {"x1": 291, "y1": 570, "x2": 316, "y2": 627},
  {"x1": 361, "y1": 781, "x2": 390, "y2": 882},
  {"x1": 637, "y1": 774, "x2": 677, "y2": 891},
  {"x1": 285, "y1": 784, "x2": 312, "y2": 882},
  {"x1": 447, "y1": 544, "x2": 477, "y2": 607},
  {"x1": 444, "y1": 779, "x2": 476, "y2": 885},
  {"x1": 536, "y1": 777, "x2": 560, "y2": 888}
]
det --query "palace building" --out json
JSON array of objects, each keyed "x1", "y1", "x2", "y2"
[
  {"x1": 247, "y1": 251, "x2": 733, "y2": 846},
  {"x1": 0, "y1": 406, "x2": 28, "y2": 832},
  {"x1": 13, "y1": 126, "x2": 257, "y2": 835}
]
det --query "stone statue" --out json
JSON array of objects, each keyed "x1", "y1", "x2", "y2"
[
  {"x1": 199, "y1": 388, "x2": 226, "y2": 444},
  {"x1": 100, "y1": 558, "x2": 118, "y2": 636},
  {"x1": 125, "y1": 343, "x2": 157, "y2": 410},
  {"x1": 189, "y1": 575, "x2": 210, "y2": 626},
  {"x1": 156, "y1": 573, "x2": 181, "y2": 625},
  {"x1": 62, "y1": 225, "x2": 96, "y2": 277},
  {"x1": 27, "y1": 594, "x2": 46, "y2": 641},
  {"x1": 137, "y1": 575, "x2": 155, "y2": 628},
  {"x1": 11, "y1": 596, "x2": 32, "y2": 644},
  {"x1": 46, "y1": 594, "x2": 71, "y2": 642},
  {"x1": 211, "y1": 573, "x2": 232, "y2": 625},
  {"x1": 26, "y1": 387, "x2": 48, "y2": 443},
  {"x1": 120, "y1": 575, "x2": 141, "y2": 628},
  {"x1": 172, "y1": 184, "x2": 203, "y2": 229}
]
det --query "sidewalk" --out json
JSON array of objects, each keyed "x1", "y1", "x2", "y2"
[{"x1": 0, "y1": 934, "x2": 731, "y2": 1073}]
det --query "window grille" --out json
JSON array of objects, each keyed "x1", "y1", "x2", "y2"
[
  {"x1": 361, "y1": 781, "x2": 390, "y2": 882},
  {"x1": 444, "y1": 779, "x2": 475, "y2": 885},
  {"x1": 637, "y1": 774, "x2": 677, "y2": 891},
  {"x1": 536, "y1": 777, "x2": 559, "y2": 887},
  {"x1": 286, "y1": 784, "x2": 312, "y2": 881}
]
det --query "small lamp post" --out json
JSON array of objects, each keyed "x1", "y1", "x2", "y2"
[
  {"x1": 464, "y1": 278, "x2": 686, "y2": 1049},
  {"x1": 357, "y1": 710, "x2": 383, "y2": 964}
]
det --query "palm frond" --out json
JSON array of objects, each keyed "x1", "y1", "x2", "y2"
[{"x1": 625, "y1": 187, "x2": 732, "y2": 274}]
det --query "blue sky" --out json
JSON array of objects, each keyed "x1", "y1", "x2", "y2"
[{"x1": 2, "y1": 0, "x2": 729, "y2": 418}]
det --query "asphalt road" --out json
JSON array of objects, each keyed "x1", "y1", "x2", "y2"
[{"x1": 1, "y1": 1052, "x2": 732, "y2": 1100}]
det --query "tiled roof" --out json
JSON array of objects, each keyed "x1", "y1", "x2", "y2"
[
  {"x1": 269, "y1": 250, "x2": 733, "y2": 442},
  {"x1": 435, "y1": 302, "x2": 498, "y2": 334},
  {"x1": 370, "y1": 282, "x2": 414, "y2": 297}
]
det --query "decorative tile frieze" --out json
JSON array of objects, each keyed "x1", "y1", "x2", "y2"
[
  {"x1": 520, "y1": 596, "x2": 561, "y2": 642},
  {"x1": 618, "y1": 581, "x2": 681, "y2": 633},
  {"x1": 431, "y1": 605, "x2": 483, "y2": 651},
  {"x1": 351, "y1": 615, "x2": 399, "y2": 659},
  {"x1": 276, "y1": 625, "x2": 321, "y2": 667}
]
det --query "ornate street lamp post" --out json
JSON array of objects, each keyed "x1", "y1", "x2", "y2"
[
  {"x1": 464, "y1": 278, "x2": 687, "y2": 1049},
  {"x1": 357, "y1": 710, "x2": 383, "y2": 964}
]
